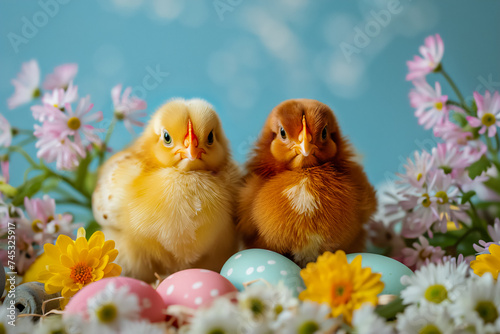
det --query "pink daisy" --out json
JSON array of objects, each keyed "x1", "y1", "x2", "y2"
[
  {"x1": 47, "y1": 96, "x2": 103, "y2": 145},
  {"x1": 402, "y1": 236, "x2": 446, "y2": 270},
  {"x1": 410, "y1": 80, "x2": 448, "y2": 130},
  {"x1": 34, "y1": 82, "x2": 79, "y2": 122},
  {"x1": 7, "y1": 59, "x2": 41, "y2": 109},
  {"x1": 397, "y1": 150, "x2": 434, "y2": 190},
  {"x1": 432, "y1": 142, "x2": 472, "y2": 175},
  {"x1": 24, "y1": 195, "x2": 75, "y2": 244},
  {"x1": 111, "y1": 84, "x2": 147, "y2": 134},
  {"x1": 0, "y1": 113, "x2": 12, "y2": 147},
  {"x1": 42, "y1": 63, "x2": 78, "y2": 90},
  {"x1": 466, "y1": 91, "x2": 500, "y2": 137},
  {"x1": 427, "y1": 171, "x2": 470, "y2": 233},
  {"x1": 41, "y1": 81, "x2": 78, "y2": 109},
  {"x1": 0, "y1": 160, "x2": 9, "y2": 184},
  {"x1": 406, "y1": 34, "x2": 444, "y2": 81},
  {"x1": 474, "y1": 218, "x2": 500, "y2": 254},
  {"x1": 34, "y1": 123, "x2": 85, "y2": 171}
]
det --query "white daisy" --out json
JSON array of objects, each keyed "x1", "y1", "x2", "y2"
[
  {"x1": 34, "y1": 315, "x2": 67, "y2": 334},
  {"x1": 0, "y1": 305, "x2": 35, "y2": 334},
  {"x1": 449, "y1": 273, "x2": 500, "y2": 333},
  {"x1": 273, "y1": 302, "x2": 339, "y2": 334},
  {"x1": 351, "y1": 304, "x2": 394, "y2": 334},
  {"x1": 87, "y1": 282, "x2": 141, "y2": 328},
  {"x1": 120, "y1": 320, "x2": 169, "y2": 334},
  {"x1": 188, "y1": 297, "x2": 240, "y2": 334},
  {"x1": 238, "y1": 282, "x2": 297, "y2": 322},
  {"x1": 396, "y1": 304, "x2": 455, "y2": 334},
  {"x1": 401, "y1": 260, "x2": 468, "y2": 306}
]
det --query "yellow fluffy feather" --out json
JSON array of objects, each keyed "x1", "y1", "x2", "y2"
[{"x1": 92, "y1": 98, "x2": 241, "y2": 282}]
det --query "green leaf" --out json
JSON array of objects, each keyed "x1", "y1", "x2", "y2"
[
  {"x1": 12, "y1": 174, "x2": 47, "y2": 206},
  {"x1": 75, "y1": 154, "x2": 92, "y2": 189},
  {"x1": 85, "y1": 220, "x2": 101, "y2": 238},
  {"x1": 41, "y1": 177, "x2": 60, "y2": 193},
  {"x1": 452, "y1": 112, "x2": 468, "y2": 127},
  {"x1": 484, "y1": 178, "x2": 500, "y2": 195},
  {"x1": 468, "y1": 155, "x2": 492, "y2": 179},
  {"x1": 461, "y1": 190, "x2": 476, "y2": 204},
  {"x1": 84, "y1": 171, "x2": 97, "y2": 195},
  {"x1": 375, "y1": 297, "x2": 406, "y2": 320}
]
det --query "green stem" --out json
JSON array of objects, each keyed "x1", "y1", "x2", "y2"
[
  {"x1": 496, "y1": 133, "x2": 500, "y2": 151},
  {"x1": 439, "y1": 67, "x2": 469, "y2": 113},
  {"x1": 453, "y1": 227, "x2": 481, "y2": 247},
  {"x1": 56, "y1": 198, "x2": 90, "y2": 209},
  {"x1": 7, "y1": 146, "x2": 40, "y2": 169},
  {"x1": 42, "y1": 166, "x2": 91, "y2": 200},
  {"x1": 98, "y1": 117, "x2": 117, "y2": 165},
  {"x1": 16, "y1": 136, "x2": 37, "y2": 147}
]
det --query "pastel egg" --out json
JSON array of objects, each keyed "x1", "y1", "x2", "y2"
[
  {"x1": 221, "y1": 249, "x2": 305, "y2": 296},
  {"x1": 346, "y1": 253, "x2": 413, "y2": 295},
  {"x1": 65, "y1": 277, "x2": 165, "y2": 323},
  {"x1": 157, "y1": 269, "x2": 237, "y2": 309}
]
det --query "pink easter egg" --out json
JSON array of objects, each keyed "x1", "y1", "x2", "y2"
[
  {"x1": 156, "y1": 269, "x2": 237, "y2": 309},
  {"x1": 65, "y1": 277, "x2": 166, "y2": 323}
]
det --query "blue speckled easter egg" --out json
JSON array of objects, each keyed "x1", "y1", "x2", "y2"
[
  {"x1": 221, "y1": 249, "x2": 305, "y2": 296},
  {"x1": 346, "y1": 253, "x2": 413, "y2": 295}
]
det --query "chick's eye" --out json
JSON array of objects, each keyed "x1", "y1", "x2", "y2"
[
  {"x1": 280, "y1": 127, "x2": 287, "y2": 140},
  {"x1": 207, "y1": 130, "x2": 214, "y2": 145},
  {"x1": 163, "y1": 130, "x2": 173, "y2": 146},
  {"x1": 322, "y1": 126, "x2": 328, "y2": 140}
]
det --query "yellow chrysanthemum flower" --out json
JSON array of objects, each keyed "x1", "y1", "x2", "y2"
[
  {"x1": 471, "y1": 244, "x2": 500, "y2": 279},
  {"x1": 299, "y1": 250, "x2": 384, "y2": 324},
  {"x1": 38, "y1": 227, "x2": 122, "y2": 307}
]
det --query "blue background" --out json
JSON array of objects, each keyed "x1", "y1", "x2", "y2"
[{"x1": 1, "y1": 0, "x2": 499, "y2": 190}]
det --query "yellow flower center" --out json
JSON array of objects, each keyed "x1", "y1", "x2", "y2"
[
  {"x1": 422, "y1": 193, "x2": 431, "y2": 207},
  {"x1": 246, "y1": 298, "x2": 266, "y2": 316},
  {"x1": 208, "y1": 330, "x2": 225, "y2": 334},
  {"x1": 417, "y1": 173, "x2": 423, "y2": 182},
  {"x1": 53, "y1": 224, "x2": 60, "y2": 233},
  {"x1": 96, "y1": 303, "x2": 118, "y2": 323},
  {"x1": 274, "y1": 304, "x2": 284, "y2": 316},
  {"x1": 298, "y1": 321, "x2": 320, "y2": 334},
  {"x1": 424, "y1": 284, "x2": 448, "y2": 304},
  {"x1": 70, "y1": 262, "x2": 93, "y2": 284},
  {"x1": 32, "y1": 88, "x2": 41, "y2": 99},
  {"x1": 114, "y1": 110, "x2": 125, "y2": 120},
  {"x1": 475, "y1": 301, "x2": 498, "y2": 324},
  {"x1": 331, "y1": 280, "x2": 353, "y2": 306},
  {"x1": 419, "y1": 324, "x2": 442, "y2": 334},
  {"x1": 31, "y1": 219, "x2": 43, "y2": 233},
  {"x1": 53, "y1": 104, "x2": 59, "y2": 109},
  {"x1": 434, "y1": 102, "x2": 443, "y2": 111},
  {"x1": 435, "y1": 191, "x2": 449, "y2": 204},
  {"x1": 482, "y1": 113, "x2": 496, "y2": 127},
  {"x1": 67, "y1": 117, "x2": 81, "y2": 130}
]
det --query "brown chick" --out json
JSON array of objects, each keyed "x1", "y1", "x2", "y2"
[{"x1": 237, "y1": 99, "x2": 377, "y2": 267}]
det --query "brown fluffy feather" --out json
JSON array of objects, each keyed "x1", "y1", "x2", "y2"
[{"x1": 237, "y1": 99, "x2": 377, "y2": 267}]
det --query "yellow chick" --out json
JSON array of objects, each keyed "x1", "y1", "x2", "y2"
[{"x1": 92, "y1": 98, "x2": 241, "y2": 282}]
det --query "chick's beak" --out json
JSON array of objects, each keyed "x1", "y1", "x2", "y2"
[
  {"x1": 178, "y1": 119, "x2": 205, "y2": 161},
  {"x1": 297, "y1": 115, "x2": 315, "y2": 156}
]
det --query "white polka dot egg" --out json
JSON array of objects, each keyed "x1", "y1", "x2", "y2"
[
  {"x1": 221, "y1": 249, "x2": 305, "y2": 296},
  {"x1": 156, "y1": 269, "x2": 237, "y2": 309},
  {"x1": 64, "y1": 277, "x2": 166, "y2": 323}
]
